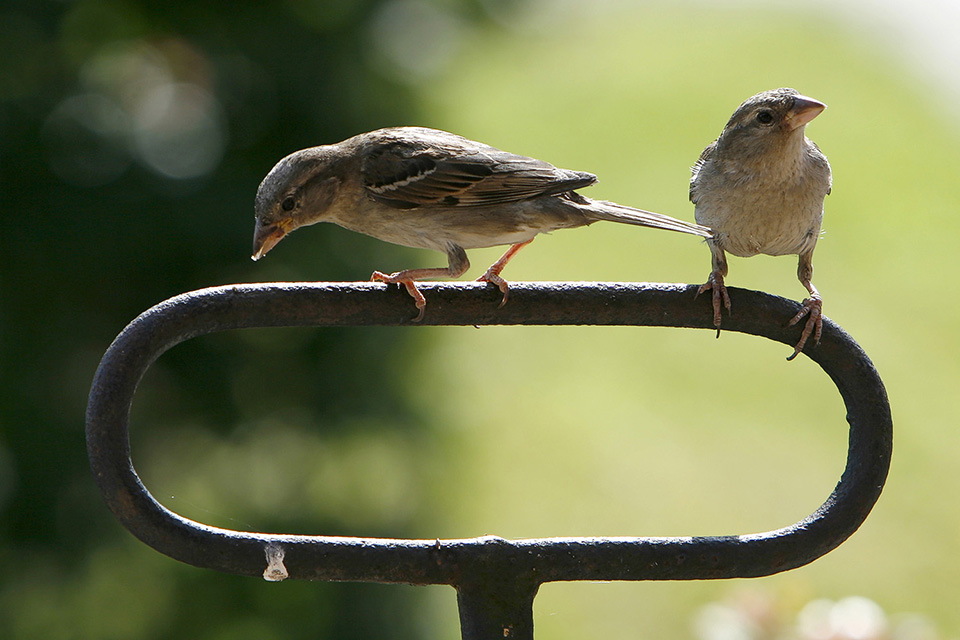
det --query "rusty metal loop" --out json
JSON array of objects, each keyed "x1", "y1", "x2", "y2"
[{"x1": 86, "y1": 281, "x2": 892, "y2": 640}]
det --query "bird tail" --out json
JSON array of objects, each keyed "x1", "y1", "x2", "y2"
[{"x1": 585, "y1": 198, "x2": 712, "y2": 238}]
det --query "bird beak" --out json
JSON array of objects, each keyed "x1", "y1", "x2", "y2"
[
  {"x1": 785, "y1": 95, "x2": 826, "y2": 131},
  {"x1": 251, "y1": 219, "x2": 287, "y2": 261}
]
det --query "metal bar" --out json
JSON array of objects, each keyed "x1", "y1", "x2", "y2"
[
  {"x1": 456, "y1": 571, "x2": 539, "y2": 640},
  {"x1": 85, "y1": 281, "x2": 892, "y2": 639}
]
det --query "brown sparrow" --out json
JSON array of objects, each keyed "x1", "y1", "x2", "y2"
[
  {"x1": 691, "y1": 89, "x2": 832, "y2": 360},
  {"x1": 254, "y1": 126, "x2": 711, "y2": 320}
]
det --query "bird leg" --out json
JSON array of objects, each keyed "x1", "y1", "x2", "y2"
[
  {"x1": 477, "y1": 239, "x2": 534, "y2": 307},
  {"x1": 786, "y1": 252, "x2": 822, "y2": 361},
  {"x1": 696, "y1": 243, "x2": 730, "y2": 337},
  {"x1": 371, "y1": 246, "x2": 469, "y2": 322}
]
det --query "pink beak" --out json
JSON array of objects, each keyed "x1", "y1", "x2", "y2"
[
  {"x1": 785, "y1": 95, "x2": 826, "y2": 131},
  {"x1": 251, "y1": 219, "x2": 287, "y2": 261}
]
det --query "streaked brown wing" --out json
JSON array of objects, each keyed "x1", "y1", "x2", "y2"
[{"x1": 361, "y1": 129, "x2": 596, "y2": 209}]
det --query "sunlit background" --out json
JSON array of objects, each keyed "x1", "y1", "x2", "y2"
[{"x1": 2, "y1": 1, "x2": 958, "y2": 639}]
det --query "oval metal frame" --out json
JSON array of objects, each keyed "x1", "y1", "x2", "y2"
[{"x1": 86, "y1": 281, "x2": 892, "y2": 640}]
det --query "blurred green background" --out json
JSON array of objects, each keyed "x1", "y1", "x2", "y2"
[{"x1": 2, "y1": 1, "x2": 958, "y2": 639}]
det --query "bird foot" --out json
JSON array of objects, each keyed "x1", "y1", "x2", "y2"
[
  {"x1": 786, "y1": 294, "x2": 822, "y2": 361},
  {"x1": 696, "y1": 272, "x2": 731, "y2": 337},
  {"x1": 476, "y1": 240, "x2": 532, "y2": 308},
  {"x1": 477, "y1": 270, "x2": 510, "y2": 308},
  {"x1": 371, "y1": 271, "x2": 427, "y2": 322}
]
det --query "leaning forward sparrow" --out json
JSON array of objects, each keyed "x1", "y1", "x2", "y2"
[{"x1": 254, "y1": 126, "x2": 711, "y2": 320}]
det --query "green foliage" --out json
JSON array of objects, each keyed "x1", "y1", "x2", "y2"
[
  {"x1": 3, "y1": 1, "x2": 959, "y2": 639},
  {"x1": 413, "y1": 4, "x2": 960, "y2": 638},
  {"x1": 0, "y1": 0, "x2": 434, "y2": 638}
]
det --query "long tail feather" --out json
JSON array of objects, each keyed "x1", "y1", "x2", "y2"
[{"x1": 587, "y1": 199, "x2": 712, "y2": 238}]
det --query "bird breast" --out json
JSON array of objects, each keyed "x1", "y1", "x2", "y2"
[
  {"x1": 707, "y1": 191, "x2": 823, "y2": 258},
  {"x1": 328, "y1": 195, "x2": 581, "y2": 253},
  {"x1": 694, "y1": 146, "x2": 828, "y2": 258}
]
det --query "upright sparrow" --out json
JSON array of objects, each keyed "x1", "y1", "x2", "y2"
[{"x1": 691, "y1": 88, "x2": 832, "y2": 360}]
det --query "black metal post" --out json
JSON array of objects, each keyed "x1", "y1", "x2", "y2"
[{"x1": 85, "y1": 281, "x2": 892, "y2": 639}]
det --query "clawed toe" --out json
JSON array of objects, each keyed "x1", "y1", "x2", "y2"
[
  {"x1": 477, "y1": 271, "x2": 510, "y2": 308},
  {"x1": 371, "y1": 271, "x2": 427, "y2": 322},
  {"x1": 697, "y1": 273, "x2": 731, "y2": 337},
  {"x1": 786, "y1": 295, "x2": 822, "y2": 361}
]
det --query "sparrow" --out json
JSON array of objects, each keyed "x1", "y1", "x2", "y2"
[
  {"x1": 691, "y1": 88, "x2": 832, "y2": 360},
  {"x1": 253, "y1": 126, "x2": 711, "y2": 320}
]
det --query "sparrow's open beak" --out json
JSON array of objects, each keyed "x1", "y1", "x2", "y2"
[
  {"x1": 252, "y1": 219, "x2": 288, "y2": 261},
  {"x1": 785, "y1": 95, "x2": 826, "y2": 131}
]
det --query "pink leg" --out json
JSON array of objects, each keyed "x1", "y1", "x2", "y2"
[
  {"x1": 696, "y1": 243, "x2": 731, "y2": 337},
  {"x1": 477, "y1": 240, "x2": 534, "y2": 307},
  {"x1": 371, "y1": 247, "x2": 470, "y2": 322},
  {"x1": 785, "y1": 251, "x2": 822, "y2": 361}
]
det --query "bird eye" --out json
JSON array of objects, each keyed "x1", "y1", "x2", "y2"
[
  {"x1": 281, "y1": 196, "x2": 296, "y2": 212},
  {"x1": 756, "y1": 110, "x2": 775, "y2": 125}
]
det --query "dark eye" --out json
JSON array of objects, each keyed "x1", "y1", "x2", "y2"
[
  {"x1": 756, "y1": 110, "x2": 775, "y2": 125},
  {"x1": 281, "y1": 196, "x2": 296, "y2": 212}
]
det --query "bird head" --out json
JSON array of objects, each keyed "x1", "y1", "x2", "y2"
[
  {"x1": 252, "y1": 147, "x2": 342, "y2": 260},
  {"x1": 717, "y1": 88, "x2": 826, "y2": 158}
]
